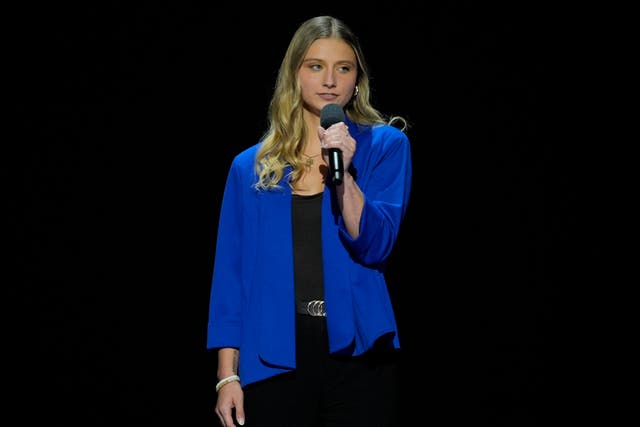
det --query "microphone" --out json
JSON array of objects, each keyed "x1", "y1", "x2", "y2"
[{"x1": 320, "y1": 103, "x2": 346, "y2": 185}]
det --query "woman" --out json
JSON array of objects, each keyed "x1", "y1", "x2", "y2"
[{"x1": 207, "y1": 15, "x2": 412, "y2": 427}]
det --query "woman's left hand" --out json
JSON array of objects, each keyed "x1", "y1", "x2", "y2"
[{"x1": 318, "y1": 122, "x2": 355, "y2": 174}]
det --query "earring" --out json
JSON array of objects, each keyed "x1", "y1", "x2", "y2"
[{"x1": 354, "y1": 85, "x2": 359, "y2": 97}]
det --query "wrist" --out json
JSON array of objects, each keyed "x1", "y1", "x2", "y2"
[
  {"x1": 217, "y1": 371, "x2": 236, "y2": 380},
  {"x1": 215, "y1": 374, "x2": 240, "y2": 392}
]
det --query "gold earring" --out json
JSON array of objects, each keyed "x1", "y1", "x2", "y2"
[{"x1": 354, "y1": 85, "x2": 359, "y2": 97}]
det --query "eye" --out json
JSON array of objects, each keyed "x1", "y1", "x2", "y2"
[
  {"x1": 338, "y1": 65, "x2": 353, "y2": 73},
  {"x1": 309, "y1": 63, "x2": 323, "y2": 71}
]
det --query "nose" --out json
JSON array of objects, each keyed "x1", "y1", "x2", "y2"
[{"x1": 322, "y1": 70, "x2": 336, "y2": 88}]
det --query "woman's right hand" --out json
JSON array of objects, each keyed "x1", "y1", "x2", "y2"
[{"x1": 215, "y1": 382, "x2": 245, "y2": 426}]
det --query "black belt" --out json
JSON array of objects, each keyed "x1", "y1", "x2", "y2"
[{"x1": 296, "y1": 300, "x2": 326, "y2": 317}]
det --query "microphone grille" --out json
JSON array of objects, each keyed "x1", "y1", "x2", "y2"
[{"x1": 320, "y1": 103, "x2": 345, "y2": 129}]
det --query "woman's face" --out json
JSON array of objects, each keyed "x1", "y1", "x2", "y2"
[{"x1": 298, "y1": 37, "x2": 358, "y2": 117}]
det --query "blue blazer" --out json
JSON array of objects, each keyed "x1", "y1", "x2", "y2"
[{"x1": 207, "y1": 120, "x2": 412, "y2": 387}]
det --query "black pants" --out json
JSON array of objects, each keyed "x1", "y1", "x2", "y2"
[{"x1": 241, "y1": 314, "x2": 399, "y2": 427}]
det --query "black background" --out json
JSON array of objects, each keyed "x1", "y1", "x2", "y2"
[{"x1": 13, "y1": 2, "x2": 595, "y2": 425}]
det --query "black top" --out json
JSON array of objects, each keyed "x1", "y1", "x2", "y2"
[{"x1": 292, "y1": 192, "x2": 324, "y2": 304}]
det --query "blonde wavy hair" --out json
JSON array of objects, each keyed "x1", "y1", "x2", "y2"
[{"x1": 254, "y1": 15, "x2": 407, "y2": 191}]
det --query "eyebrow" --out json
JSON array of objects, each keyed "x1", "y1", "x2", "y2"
[{"x1": 302, "y1": 57, "x2": 356, "y2": 67}]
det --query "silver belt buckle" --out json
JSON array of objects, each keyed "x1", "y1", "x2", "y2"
[{"x1": 305, "y1": 300, "x2": 326, "y2": 317}]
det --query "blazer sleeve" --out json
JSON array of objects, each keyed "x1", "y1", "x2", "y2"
[
  {"x1": 340, "y1": 126, "x2": 412, "y2": 266},
  {"x1": 207, "y1": 158, "x2": 245, "y2": 349}
]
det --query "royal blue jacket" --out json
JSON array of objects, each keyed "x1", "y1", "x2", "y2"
[{"x1": 207, "y1": 120, "x2": 412, "y2": 387}]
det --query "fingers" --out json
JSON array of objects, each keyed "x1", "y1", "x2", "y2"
[
  {"x1": 215, "y1": 393, "x2": 245, "y2": 426},
  {"x1": 317, "y1": 125, "x2": 326, "y2": 145},
  {"x1": 318, "y1": 123, "x2": 353, "y2": 151},
  {"x1": 235, "y1": 408, "x2": 246, "y2": 426},
  {"x1": 217, "y1": 410, "x2": 243, "y2": 427},
  {"x1": 215, "y1": 409, "x2": 233, "y2": 427}
]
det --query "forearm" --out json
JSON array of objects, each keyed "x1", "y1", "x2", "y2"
[
  {"x1": 217, "y1": 347, "x2": 239, "y2": 379},
  {"x1": 336, "y1": 173, "x2": 364, "y2": 239}
]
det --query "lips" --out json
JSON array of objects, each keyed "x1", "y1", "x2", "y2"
[{"x1": 319, "y1": 93, "x2": 338, "y2": 100}]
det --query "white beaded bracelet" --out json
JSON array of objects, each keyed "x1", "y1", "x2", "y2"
[{"x1": 215, "y1": 374, "x2": 240, "y2": 392}]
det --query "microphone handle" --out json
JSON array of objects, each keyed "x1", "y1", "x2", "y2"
[{"x1": 329, "y1": 148, "x2": 343, "y2": 185}]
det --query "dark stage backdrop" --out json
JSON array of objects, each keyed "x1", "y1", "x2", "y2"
[{"x1": 14, "y1": 2, "x2": 586, "y2": 426}]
